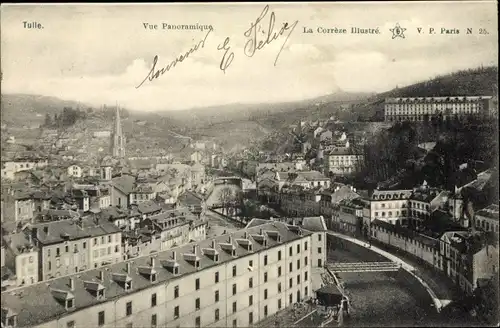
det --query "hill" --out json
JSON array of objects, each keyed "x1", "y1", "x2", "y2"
[
  {"x1": 354, "y1": 66, "x2": 499, "y2": 120},
  {"x1": 0, "y1": 94, "x2": 90, "y2": 128}
]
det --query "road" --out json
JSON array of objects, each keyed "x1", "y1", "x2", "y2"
[{"x1": 205, "y1": 210, "x2": 243, "y2": 238}]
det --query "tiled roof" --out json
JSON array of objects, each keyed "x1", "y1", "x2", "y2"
[
  {"x1": 371, "y1": 219, "x2": 439, "y2": 248},
  {"x1": 409, "y1": 188, "x2": 444, "y2": 203},
  {"x1": 32, "y1": 217, "x2": 121, "y2": 245},
  {"x1": 371, "y1": 189, "x2": 412, "y2": 201},
  {"x1": 111, "y1": 175, "x2": 136, "y2": 195},
  {"x1": 3, "y1": 233, "x2": 37, "y2": 255},
  {"x1": 135, "y1": 201, "x2": 162, "y2": 215},
  {"x1": 1, "y1": 221, "x2": 310, "y2": 327}
]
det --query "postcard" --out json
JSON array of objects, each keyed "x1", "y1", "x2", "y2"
[{"x1": 1, "y1": 2, "x2": 498, "y2": 328}]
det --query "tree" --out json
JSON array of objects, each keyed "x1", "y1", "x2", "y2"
[{"x1": 218, "y1": 186, "x2": 234, "y2": 216}]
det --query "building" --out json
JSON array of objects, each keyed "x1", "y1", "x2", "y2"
[
  {"x1": 323, "y1": 148, "x2": 363, "y2": 176},
  {"x1": 474, "y1": 204, "x2": 499, "y2": 235},
  {"x1": 369, "y1": 189, "x2": 413, "y2": 225},
  {"x1": 2, "y1": 233, "x2": 39, "y2": 287},
  {"x1": 111, "y1": 175, "x2": 156, "y2": 208},
  {"x1": 66, "y1": 165, "x2": 83, "y2": 178},
  {"x1": 384, "y1": 96, "x2": 494, "y2": 122},
  {"x1": 332, "y1": 198, "x2": 365, "y2": 236},
  {"x1": 1, "y1": 155, "x2": 49, "y2": 180},
  {"x1": 408, "y1": 184, "x2": 449, "y2": 228},
  {"x1": 440, "y1": 231, "x2": 499, "y2": 295},
  {"x1": 30, "y1": 217, "x2": 122, "y2": 281},
  {"x1": 2, "y1": 190, "x2": 35, "y2": 224},
  {"x1": 1, "y1": 221, "x2": 326, "y2": 328},
  {"x1": 110, "y1": 106, "x2": 126, "y2": 158}
]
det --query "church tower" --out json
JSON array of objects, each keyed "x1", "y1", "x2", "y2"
[{"x1": 111, "y1": 104, "x2": 126, "y2": 158}]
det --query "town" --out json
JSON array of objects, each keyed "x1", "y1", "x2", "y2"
[{"x1": 1, "y1": 84, "x2": 498, "y2": 328}]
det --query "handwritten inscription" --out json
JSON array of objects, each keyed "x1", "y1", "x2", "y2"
[
  {"x1": 136, "y1": 26, "x2": 213, "y2": 89},
  {"x1": 243, "y1": 5, "x2": 298, "y2": 66}
]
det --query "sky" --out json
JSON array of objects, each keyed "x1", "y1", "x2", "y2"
[{"x1": 1, "y1": 2, "x2": 498, "y2": 112}]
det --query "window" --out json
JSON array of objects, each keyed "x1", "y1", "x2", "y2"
[
  {"x1": 98, "y1": 311, "x2": 105, "y2": 326},
  {"x1": 232, "y1": 265, "x2": 237, "y2": 277},
  {"x1": 126, "y1": 301, "x2": 132, "y2": 316},
  {"x1": 297, "y1": 259, "x2": 301, "y2": 269},
  {"x1": 318, "y1": 259, "x2": 323, "y2": 267},
  {"x1": 318, "y1": 247, "x2": 322, "y2": 254},
  {"x1": 305, "y1": 271, "x2": 308, "y2": 281},
  {"x1": 195, "y1": 316, "x2": 200, "y2": 328},
  {"x1": 195, "y1": 278, "x2": 200, "y2": 290},
  {"x1": 56, "y1": 248, "x2": 60, "y2": 256},
  {"x1": 264, "y1": 305, "x2": 268, "y2": 317},
  {"x1": 289, "y1": 278, "x2": 293, "y2": 288},
  {"x1": 215, "y1": 271, "x2": 219, "y2": 283},
  {"x1": 289, "y1": 246, "x2": 293, "y2": 256},
  {"x1": 264, "y1": 289, "x2": 268, "y2": 299},
  {"x1": 305, "y1": 286, "x2": 308, "y2": 297},
  {"x1": 289, "y1": 293, "x2": 293, "y2": 304},
  {"x1": 297, "y1": 244, "x2": 300, "y2": 253},
  {"x1": 232, "y1": 319, "x2": 237, "y2": 328},
  {"x1": 304, "y1": 256, "x2": 308, "y2": 266},
  {"x1": 232, "y1": 283, "x2": 237, "y2": 295},
  {"x1": 249, "y1": 295, "x2": 253, "y2": 305},
  {"x1": 215, "y1": 309, "x2": 220, "y2": 321},
  {"x1": 249, "y1": 312, "x2": 254, "y2": 324},
  {"x1": 151, "y1": 293, "x2": 157, "y2": 307},
  {"x1": 249, "y1": 277, "x2": 253, "y2": 288},
  {"x1": 174, "y1": 285, "x2": 179, "y2": 298},
  {"x1": 66, "y1": 321, "x2": 75, "y2": 328},
  {"x1": 304, "y1": 241, "x2": 308, "y2": 250},
  {"x1": 278, "y1": 250, "x2": 282, "y2": 261},
  {"x1": 215, "y1": 290, "x2": 219, "y2": 302},
  {"x1": 174, "y1": 306, "x2": 179, "y2": 318},
  {"x1": 278, "y1": 266, "x2": 282, "y2": 276},
  {"x1": 232, "y1": 301, "x2": 237, "y2": 313},
  {"x1": 264, "y1": 272, "x2": 268, "y2": 282},
  {"x1": 264, "y1": 255, "x2": 268, "y2": 265},
  {"x1": 278, "y1": 282, "x2": 282, "y2": 293},
  {"x1": 195, "y1": 298, "x2": 200, "y2": 310},
  {"x1": 278, "y1": 299, "x2": 282, "y2": 309},
  {"x1": 289, "y1": 262, "x2": 293, "y2": 272}
]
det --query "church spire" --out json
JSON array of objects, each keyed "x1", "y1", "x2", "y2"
[{"x1": 111, "y1": 102, "x2": 125, "y2": 158}]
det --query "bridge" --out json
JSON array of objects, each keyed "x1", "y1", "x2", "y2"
[
  {"x1": 204, "y1": 176, "x2": 243, "y2": 210},
  {"x1": 327, "y1": 261, "x2": 401, "y2": 273}
]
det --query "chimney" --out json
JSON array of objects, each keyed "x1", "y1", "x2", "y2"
[
  {"x1": 228, "y1": 236, "x2": 232, "y2": 244},
  {"x1": 211, "y1": 240, "x2": 216, "y2": 249},
  {"x1": 150, "y1": 257, "x2": 155, "y2": 267},
  {"x1": 126, "y1": 262, "x2": 131, "y2": 274},
  {"x1": 172, "y1": 251, "x2": 177, "y2": 261},
  {"x1": 69, "y1": 278, "x2": 74, "y2": 291},
  {"x1": 243, "y1": 232, "x2": 248, "y2": 239},
  {"x1": 192, "y1": 245, "x2": 197, "y2": 255},
  {"x1": 99, "y1": 270, "x2": 104, "y2": 281}
]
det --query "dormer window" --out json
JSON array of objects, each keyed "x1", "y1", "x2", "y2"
[
  {"x1": 232, "y1": 249, "x2": 236, "y2": 257},
  {"x1": 195, "y1": 260, "x2": 200, "y2": 268},
  {"x1": 173, "y1": 266, "x2": 179, "y2": 275},
  {"x1": 214, "y1": 254, "x2": 219, "y2": 262},
  {"x1": 66, "y1": 298, "x2": 74, "y2": 310},
  {"x1": 125, "y1": 281, "x2": 132, "y2": 291},
  {"x1": 151, "y1": 273, "x2": 157, "y2": 282}
]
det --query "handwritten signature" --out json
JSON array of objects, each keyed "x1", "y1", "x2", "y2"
[
  {"x1": 136, "y1": 26, "x2": 213, "y2": 88},
  {"x1": 243, "y1": 5, "x2": 298, "y2": 66},
  {"x1": 217, "y1": 5, "x2": 298, "y2": 73}
]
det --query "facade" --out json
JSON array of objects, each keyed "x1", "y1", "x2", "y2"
[
  {"x1": 408, "y1": 186, "x2": 449, "y2": 228},
  {"x1": 474, "y1": 204, "x2": 499, "y2": 235},
  {"x1": 384, "y1": 96, "x2": 494, "y2": 122},
  {"x1": 440, "y1": 231, "x2": 499, "y2": 295},
  {"x1": 2, "y1": 233, "x2": 39, "y2": 287},
  {"x1": 66, "y1": 165, "x2": 83, "y2": 178},
  {"x1": 369, "y1": 189, "x2": 413, "y2": 225},
  {"x1": 1, "y1": 221, "x2": 326, "y2": 328},
  {"x1": 323, "y1": 148, "x2": 363, "y2": 176},
  {"x1": 2, "y1": 190, "x2": 35, "y2": 223},
  {"x1": 30, "y1": 217, "x2": 122, "y2": 281},
  {"x1": 110, "y1": 106, "x2": 126, "y2": 158},
  {"x1": 1, "y1": 157, "x2": 49, "y2": 180}
]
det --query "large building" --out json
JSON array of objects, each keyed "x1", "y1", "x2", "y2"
[
  {"x1": 1, "y1": 221, "x2": 326, "y2": 328},
  {"x1": 384, "y1": 96, "x2": 494, "y2": 122},
  {"x1": 323, "y1": 148, "x2": 363, "y2": 176},
  {"x1": 30, "y1": 217, "x2": 122, "y2": 281},
  {"x1": 369, "y1": 189, "x2": 413, "y2": 225}
]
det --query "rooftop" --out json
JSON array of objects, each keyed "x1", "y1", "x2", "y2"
[
  {"x1": 371, "y1": 189, "x2": 413, "y2": 201},
  {"x1": 409, "y1": 187, "x2": 445, "y2": 203},
  {"x1": 475, "y1": 204, "x2": 499, "y2": 222},
  {"x1": 1, "y1": 221, "x2": 310, "y2": 327},
  {"x1": 31, "y1": 217, "x2": 121, "y2": 245}
]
